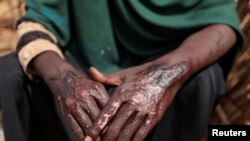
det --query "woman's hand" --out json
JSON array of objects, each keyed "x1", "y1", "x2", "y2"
[
  {"x1": 30, "y1": 51, "x2": 113, "y2": 141},
  {"x1": 85, "y1": 61, "x2": 191, "y2": 141},
  {"x1": 45, "y1": 69, "x2": 110, "y2": 141}
]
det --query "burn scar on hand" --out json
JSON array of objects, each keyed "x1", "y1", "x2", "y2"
[
  {"x1": 94, "y1": 62, "x2": 189, "y2": 130},
  {"x1": 97, "y1": 101, "x2": 121, "y2": 129}
]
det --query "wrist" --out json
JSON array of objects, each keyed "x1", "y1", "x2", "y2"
[
  {"x1": 29, "y1": 51, "x2": 75, "y2": 79},
  {"x1": 150, "y1": 54, "x2": 194, "y2": 77}
]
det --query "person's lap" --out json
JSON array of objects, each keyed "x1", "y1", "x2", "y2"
[
  {"x1": 0, "y1": 53, "x2": 71, "y2": 141},
  {"x1": 0, "y1": 53, "x2": 224, "y2": 141}
]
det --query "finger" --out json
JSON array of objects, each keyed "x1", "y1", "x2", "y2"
[
  {"x1": 67, "y1": 114, "x2": 85, "y2": 141},
  {"x1": 101, "y1": 125, "x2": 109, "y2": 137},
  {"x1": 73, "y1": 103, "x2": 92, "y2": 131},
  {"x1": 85, "y1": 99, "x2": 123, "y2": 141},
  {"x1": 132, "y1": 114, "x2": 157, "y2": 141},
  {"x1": 103, "y1": 101, "x2": 137, "y2": 141},
  {"x1": 89, "y1": 67, "x2": 122, "y2": 86},
  {"x1": 81, "y1": 97, "x2": 100, "y2": 121},
  {"x1": 96, "y1": 136, "x2": 101, "y2": 141},
  {"x1": 90, "y1": 84, "x2": 110, "y2": 108},
  {"x1": 117, "y1": 113, "x2": 146, "y2": 141}
]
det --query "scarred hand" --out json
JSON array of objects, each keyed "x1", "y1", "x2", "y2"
[
  {"x1": 30, "y1": 51, "x2": 122, "y2": 141},
  {"x1": 85, "y1": 61, "x2": 191, "y2": 141},
  {"x1": 44, "y1": 68, "x2": 111, "y2": 141}
]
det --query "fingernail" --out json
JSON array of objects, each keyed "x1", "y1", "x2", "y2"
[{"x1": 84, "y1": 136, "x2": 92, "y2": 141}]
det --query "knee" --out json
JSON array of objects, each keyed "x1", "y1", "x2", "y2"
[
  {"x1": 0, "y1": 53, "x2": 24, "y2": 84},
  {"x1": 0, "y1": 53, "x2": 25, "y2": 101}
]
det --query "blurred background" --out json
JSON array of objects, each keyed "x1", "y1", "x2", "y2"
[
  {"x1": 0, "y1": 0, "x2": 24, "y2": 56},
  {"x1": 0, "y1": 0, "x2": 249, "y2": 141}
]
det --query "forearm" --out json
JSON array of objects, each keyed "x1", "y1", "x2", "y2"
[
  {"x1": 15, "y1": 21, "x2": 80, "y2": 79},
  {"x1": 154, "y1": 24, "x2": 237, "y2": 75}
]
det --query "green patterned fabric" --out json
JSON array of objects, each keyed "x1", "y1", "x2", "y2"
[{"x1": 19, "y1": 0, "x2": 243, "y2": 72}]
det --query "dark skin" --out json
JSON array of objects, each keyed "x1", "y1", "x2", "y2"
[
  {"x1": 30, "y1": 24, "x2": 236, "y2": 141},
  {"x1": 30, "y1": 52, "x2": 113, "y2": 141},
  {"x1": 87, "y1": 63, "x2": 190, "y2": 141},
  {"x1": 84, "y1": 24, "x2": 237, "y2": 141}
]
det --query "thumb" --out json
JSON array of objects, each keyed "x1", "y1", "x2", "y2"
[{"x1": 88, "y1": 67, "x2": 122, "y2": 86}]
